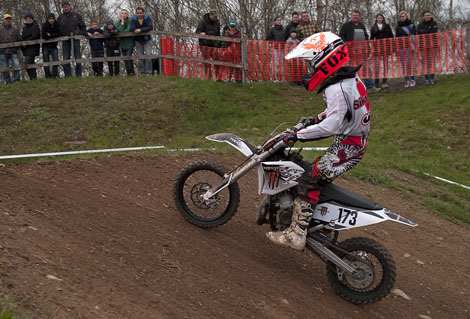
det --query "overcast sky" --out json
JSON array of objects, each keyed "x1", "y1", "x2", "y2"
[{"x1": 106, "y1": 0, "x2": 470, "y2": 18}]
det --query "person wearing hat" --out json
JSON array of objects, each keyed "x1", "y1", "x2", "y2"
[
  {"x1": 104, "y1": 19, "x2": 120, "y2": 76},
  {"x1": 286, "y1": 27, "x2": 301, "y2": 86},
  {"x1": 224, "y1": 19, "x2": 241, "y2": 82},
  {"x1": 57, "y1": 1, "x2": 87, "y2": 77},
  {"x1": 0, "y1": 13, "x2": 21, "y2": 84},
  {"x1": 42, "y1": 12, "x2": 61, "y2": 78},
  {"x1": 21, "y1": 13, "x2": 41, "y2": 80},
  {"x1": 196, "y1": 9, "x2": 221, "y2": 79}
]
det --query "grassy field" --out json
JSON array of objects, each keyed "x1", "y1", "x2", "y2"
[{"x1": 1, "y1": 74, "x2": 469, "y2": 226}]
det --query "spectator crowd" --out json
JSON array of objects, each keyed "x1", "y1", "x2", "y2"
[{"x1": 1, "y1": 3, "x2": 441, "y2": 89}]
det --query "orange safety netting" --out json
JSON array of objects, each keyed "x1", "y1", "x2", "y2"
[
  {"x1": 161, "y1": 29, "x2": 468, "y2": 82},
  {"x1": 160, "y1": 37, "x2": 242, "y2": 81}
]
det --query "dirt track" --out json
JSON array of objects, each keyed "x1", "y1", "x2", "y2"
[{"x1": 0, "y1": 153, "x2": 469, "y2": 319}]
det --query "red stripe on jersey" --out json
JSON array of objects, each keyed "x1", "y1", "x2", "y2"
[{"x1": 356, "y1": 80, "x2": 370, "y2": 111}]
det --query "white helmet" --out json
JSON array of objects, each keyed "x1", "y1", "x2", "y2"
[{"x1": 285, "y1": 31, "x2": 350, "y2": 91}]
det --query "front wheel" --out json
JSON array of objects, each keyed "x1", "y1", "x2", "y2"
[
  {"x1": 326, "y1": 237, "x2": 396, "y2": 305},
  {"x1": 173, "y1": 160, "x2": 240, "y2": 228}
]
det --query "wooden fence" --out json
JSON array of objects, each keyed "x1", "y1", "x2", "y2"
[{"x1": 0, "y1": 30, "x2": 246, "y2": 81}]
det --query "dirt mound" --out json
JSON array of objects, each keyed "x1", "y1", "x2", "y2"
[{"x1": 0, "y1": 154, "x2": 469, "y2": 318}]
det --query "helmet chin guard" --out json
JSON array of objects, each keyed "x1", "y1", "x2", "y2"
[{"x1": 286, "y1": 32, "x2": 350, "y2": 91}]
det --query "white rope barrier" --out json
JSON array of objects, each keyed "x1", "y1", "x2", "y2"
[
  {"x1": 2, "y1": 146, "x2": 468, "y2": 191},
  {"x1": 0, "y1": 146, "x2": 165, "y2": 160},
  {"x1": 423, "y1": 173, "x2": 470, "y2": 190}
]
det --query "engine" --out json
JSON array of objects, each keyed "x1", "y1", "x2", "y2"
[{"x1": 276, "y1": 192, "x2": 295, "y2": 228}]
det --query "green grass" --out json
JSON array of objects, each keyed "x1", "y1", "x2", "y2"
[{"x1": 1, "y1": 74, "x2": 469, "y2": 225}]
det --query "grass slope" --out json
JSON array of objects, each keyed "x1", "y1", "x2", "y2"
[{"x1": 1, "y1": 74, "x2": 469, "y2": 225}]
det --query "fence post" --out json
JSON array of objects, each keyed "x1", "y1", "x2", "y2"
[
  {"x1": 466, "y1": 22, "x2": 470, "y2": 70},
  {"x1": 70, "y1": 33, "x2": 76, "y2": 77},
  {"x1": 240, "y1": 26, "x2": 247, "y2": 84}
]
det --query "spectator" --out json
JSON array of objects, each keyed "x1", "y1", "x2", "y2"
[
  {"x1": 284, "y1": 12, "x2": 300, "y2": 41},
  {"x1": 196, "y1": 9, "x2": 220, "y2": 47},
  {"x1": 0, "y1": 13, "x2": 21, "y2": 84},
  {"x1": 21, "y1": 13, "x2": 40, "y2": 80},
  {"x1": 57, "y1": 1, "x2": 87, "y2": 77},
  {"x1": 267, "y1": 16, "x2": 285, "y2": 81},
  {"x1": 340, "y1": 9, "x2": 377, "y2": 92},
  {"x1": 196, "y1": 9, "x2": 220, "y2": 79},
  {"x1": 370, "y1": 13, "x2": 394, "y2": 89},
  {"x1": 266, "y1": 16, "x2": 285, "y2": 41},
  {"x1": 104, "y1": 19, "x2": 120, "y2": 76},
  {"x1": 286, "y1": 28, "x2": 300, "y2": 45},
  {"x1": 286, "y1": 27, "x2": 302, "y2": 85},
  {"x1": 222, "y1": 19, "x2": 241, "y2": 82},
  {"x1": 117, "y1": 9, "x2": 134, "y2": 75},
  {"x1": 296, "y1": 12, "x2": 319, "y2": 41},
  {"x1": 87, "y1": 20, "x2": 104, "y2": 76},
  {"x1": 417, "y1": 11, "x2": 438, "y2": 85},
  {"x1": 130, "y1": 7, "x2": 153, "y2": 75},
  {"x1": 396, "y1": 10, "x2": 416, "y2": 88},
  {"x1": 42, "y1": 13, "x2": 61, "y2": 79}
]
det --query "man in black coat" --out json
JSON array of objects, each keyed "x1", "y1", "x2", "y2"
[
  {"x1": 21, "y1": 13, "x2": 40, "y2": 80},
  {"x1": 284, "y1": 12, "x2": 300, "y2": 41},
  {"x1": 196, "y1": 9, "x2": 220, "y2": 47},
  {"x1": 339, "y1": 9, "x2": 377, "y2": 92},
  {"x1": 196, "y1": 9, "x2": 221, "y2": 79},
  {"x1": 57, "y1": 1, "x2": 86, "y2": 77},
  {"x1": 42, "y1": 12, "x2": 61, "y2": 78},
  {"x1": 417, "y1": 11, "x2": 438, "y2": 85}
]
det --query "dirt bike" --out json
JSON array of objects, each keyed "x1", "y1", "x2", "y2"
[{"x1": 173, "y1": 119, "x2": 417, "y2": 305}]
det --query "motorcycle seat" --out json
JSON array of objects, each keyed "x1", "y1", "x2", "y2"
[{"x1": 318, "y1": 183, "x2": 383, "y2": 210}]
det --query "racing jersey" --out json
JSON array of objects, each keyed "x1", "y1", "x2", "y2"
[{"x1": 296, "y1": 73, "x2": 370, "y2": 146}]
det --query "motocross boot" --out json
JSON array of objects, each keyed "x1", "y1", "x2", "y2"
[{"x1": 266, "y1": 198, "x2": 314, "y2": 250}]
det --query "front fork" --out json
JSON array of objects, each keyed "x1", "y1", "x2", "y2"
[{"x1": 203, "y1": 140, "x2": 287, "y2": 201}]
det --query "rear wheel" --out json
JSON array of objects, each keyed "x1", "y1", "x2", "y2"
[
  {"x1": 326, "y1": 237, "x2": 396, "y2": 305},
  {"x1": 173, "y1": 160, "x2": 240, "y2": 228}
]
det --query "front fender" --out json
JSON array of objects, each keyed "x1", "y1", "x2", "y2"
[{"x1": 206, "y1": 133, "x2": 257, "y2": 157}]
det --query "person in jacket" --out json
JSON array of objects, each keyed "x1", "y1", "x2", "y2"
[
  {"x1": 340, "y1": 9, "x2": 377, "y2": 92},
  {"x1": 370, "y1": 13, "x2": 394, "y2": 89},
  {"x1": 286, "y1": 28, "x2": 300, "y2": 45},
  {"x1": 0, "y1": 13, "x2": 21, "y2": 84},
  {"x1": 297, "y1": 12, "x2": 319, "y2": 41},
  {"x1": 221, "y1": 19, "x2": 241, "y2": 82},
  {"x1": 266, "y1": 16, "x2": 285, "y2": 41},
  {"x1": 57, "y1": 1, "x2": 87, "y2": 77},
  {"x1": 42, "y1": 13, "x2": 61, "y2": 78},
  {"x1": 87, "y1": 20, "x2": 104, "y2": 76},
  {"x1": 196, "y1": 9, "x2": 221, "y2": 79},
  {"x1": 286, "y1": 27, "x2": 302, "y2": 85},
  {"x1": 104, "y1": 19, "x2": 120, "y2": 76},
  {"x1": 117, "y1": 9, "x2": 134, "y2": 75},
  {"x1": 130, "y1": 7, "x2": 153, "y2": 75},
  {"x1": 284, "y1": 12, "x2": 300, "y2": 41},
  {"x1": 396, "y1": 10, "x2": 417, "y2": 87},
  {"x1": 417, "y1": 11, "x2": 438, "y2": 85},
  {"x1": 267, "y1": 16, "x2": 285, "y2": 81},
  {"x1": 268, "y1": 32, "x2": 370, "y2": 250},
  {"x1": 21, "y1": 13, "x2": 40, "y2": 80}
]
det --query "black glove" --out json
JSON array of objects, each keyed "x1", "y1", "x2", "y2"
[{"x1": 282, "y1": 132, "x2": 298, "y2": 147}]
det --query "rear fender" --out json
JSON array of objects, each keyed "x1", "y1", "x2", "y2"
[
  {"x1": 312, "y1": 203, "x2": 418, "y2": 230},
  {"x1": 206, "y1": 133, "x2": 256, "y2": 157}
]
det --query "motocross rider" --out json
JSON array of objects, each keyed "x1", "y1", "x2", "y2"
[{"x1": 267, "y1": 32, "x2": 370, "y2": 250}]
